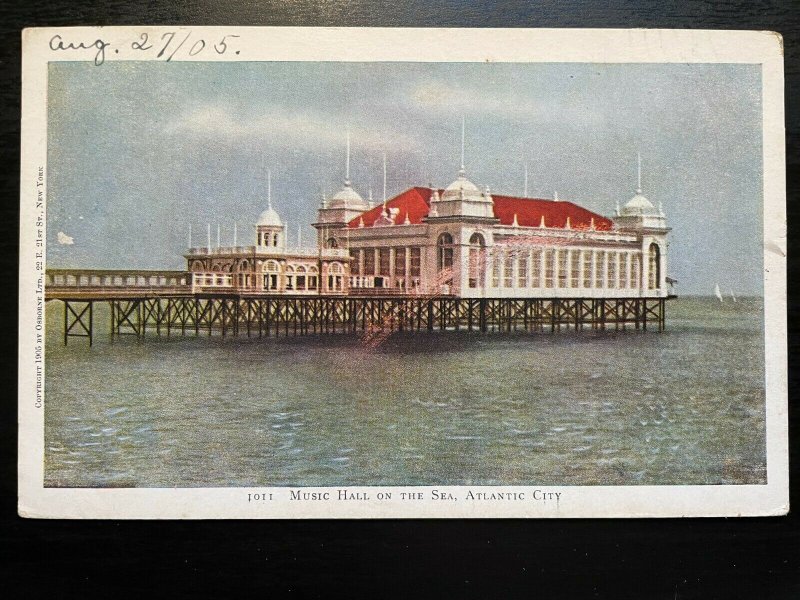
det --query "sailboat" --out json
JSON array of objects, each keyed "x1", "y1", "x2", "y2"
[
  {"x1": 714, "y1": 283, "x2": 723, "y2": 303},
  {"x1": 729, "y1": 288, "x2": 737, "y2": 303}
]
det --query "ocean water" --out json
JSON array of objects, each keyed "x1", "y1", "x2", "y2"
[{"x1": 43, "y1": 297, "x2": 766, "y2": 487}]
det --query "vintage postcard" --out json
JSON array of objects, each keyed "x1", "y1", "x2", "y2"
[{"x1": 19, "y1": 27, "x2": 787, "y2": 518}]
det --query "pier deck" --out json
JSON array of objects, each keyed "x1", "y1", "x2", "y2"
[{"x1": 45, "y1": 269, "x2": 672, "y2": 345}]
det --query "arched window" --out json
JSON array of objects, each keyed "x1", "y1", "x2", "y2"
[
  {"x1": 296, "y1": 265, "x2": 307, "y2": 291},
  {"x1": 326, "y1": 238, "x2": 338, "y2": 249},
  {"x1": 307, "y1": 265, "x2": 319, "y2": 290},
  {"x1": 285, "y1": 265, "x2": 295, "y2": 291},
  {"x1": 263, "y1": 261, "x2": 280, "y2": 291},
  {"x1": 239, "y1": 260, "x2": 249, "y2": 272},
  {"x1": 328, "y1": 262, "x2": 343, "y2": 291},
  {"x1": 437, "y1": 233, "x2": 454, "y2": 276},
  {"x1": 273, "y1": 233, "x2": 279, "y2": 247},
  {"x1": 468, "y1": 233, "x2": 486, "y2": 288},
  {"x1": 648, "y1": 243, "x2": 661, "y2": 290}
]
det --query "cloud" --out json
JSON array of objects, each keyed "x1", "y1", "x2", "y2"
[
  {"x1": 406, "y1": 81, "x2": 606, "y2": 127},
  {"x1": 166, "y1": 105, "x2": 421, "y2": 153},
  {"x1": 411, "y1": 81, "x2": 521, "y2": 113},
  {"x1": 57, "y1": 231, "x2": 74, "y2": 245}
]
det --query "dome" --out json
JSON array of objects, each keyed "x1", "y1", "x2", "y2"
[
  {"x1": 621, "y1": 193, "x2": 656, "y2": 216},
  {"x1": 257, "y1": 207, "x2": 282, "y2": 227},
  {"x1": 328, "y1": 181, "x2": 367, "y2": 209},
  {"x1": 444, "y1": 174, "x2": 480, "y2": 194},
  {"x1": 441, "y1": 169, "x2": 485, "y2": 202}
]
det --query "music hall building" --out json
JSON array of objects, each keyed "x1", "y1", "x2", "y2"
[{"x1": 185, "y1": 148, "x2": 670, "y2": 300}]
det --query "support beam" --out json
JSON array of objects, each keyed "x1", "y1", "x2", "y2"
[
  {"x1": 55, "y1": 294, "x2": 669, "y2": 346},
  {"x1": 63, "y1": 300, "x2": 93, "y2": 345}
]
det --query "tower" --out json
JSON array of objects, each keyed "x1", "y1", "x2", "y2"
[
  {"x1": 256, "y1": 170, "x2": 286, "y2": 249},
  {"x1": 613, "y1": 154, "x2": 670, "y2": 295},
  {"x1": 428, "y1": 117, "x2": 496, "y2": 221},
  {"x1": 314, "y1": 132, "x2": 369, "y2": 243},
  {"x1": 614, "y1": 153, "x2": 667, "y2": 230}
]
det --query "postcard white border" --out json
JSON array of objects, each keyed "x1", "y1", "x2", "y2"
[{"x1": 19, "y1": 27, "x2": 788, "y2": 518}]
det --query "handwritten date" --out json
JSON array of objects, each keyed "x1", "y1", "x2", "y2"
[{"x1": 48, "y1": 31, "x2": 241, "y2": 65}]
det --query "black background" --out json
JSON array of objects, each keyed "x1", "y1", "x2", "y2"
[{"x1": 1, "y1": 2, "x2": 798, "y2": 598}]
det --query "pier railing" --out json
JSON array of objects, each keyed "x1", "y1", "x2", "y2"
[
  {"x1": 45, "y1": 268, "x2": 191, "y2": 299},
  {"x1": 186, "y1": 246, "x2": 351, "y2": 259}
]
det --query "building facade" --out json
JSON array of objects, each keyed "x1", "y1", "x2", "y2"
[
  {"x1": 186, "y1": 155, "x2": 670, "y2": 299},
  {"x1": 185, "y1": 185, "x2": 351, "y2": 295},
  {"x1": 315, "y1": 163, "x2": 670, "y2": 299}
]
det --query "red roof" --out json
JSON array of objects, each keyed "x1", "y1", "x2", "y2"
[
  {"x1": 492, "y1": 195, "x2": 613, "y2": 230},
  {"x1": 347, "y1": 187, "x2": 612, "y2": 231},
  {"x1": 347, "y1": 187, "x2": 433, "y2": 228}
]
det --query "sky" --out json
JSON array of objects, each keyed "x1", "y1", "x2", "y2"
[{"x1": 47, "y1": 61, "x2": 763, "y2": 296}]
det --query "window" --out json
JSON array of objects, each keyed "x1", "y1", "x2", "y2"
[
  {"x1": 272, "y1": 233, "x2": 279, "y2": 247},
  {"x1": 607, "y1": 251, "x2": 617, "y2": 289},
  {"x1": 284, "y1": 266, "x2": 295, "y2": 291},
  {"x1": 364, "y1": 249, "x2": 375, "y2": 276},
  {"x1": 326, "y1": 238, "x2": 338, "y2": 249},
  {"x1": 327, "y1": 263, "x2": 344, "y2": 292},
  {"x1": 557, "y1": 250, "x2": 568, "y2": 288},
  {"x1": 545, "y1": 250, "x2": 555, "y2": 288},
  {"x1": 531, "y1": 249, "x2": 542, "y2": 288},
  {"x1": 570, "y1": 251, "x2": 580, "y2": 288},
  {"x1": 594, "y1": 251, "x2": 604, "y2": 288},
  {"x1": 350, "y1": 249, "x2": 360, "y2": 275},
  {"x1": 394, "y1": 248, "x2": 407, "y2": 276},
  {"x1": 504, "y1": 253, "x2": 514, "y2": 288},
  {"x1": 264, "y1": 260, "x2": 280, "y2": 290},
  {"x1": 648, "y1": 244, "x2": 661, "y2": 289},
  {"x1": 308, "y1": 266, "x2": 318, "y2": 290},
  {"x1": 410, "y1": 248, "x2": 421, "y2": 277},
  {"x1": 631, "y1": 254, "x2": 641, "y2": 289},
  {"x1": 517, "y1": 251, "x2": 529, "y2": 288},
  {"x1": 468, "y1": 233, "x2": 486, "y2": 289},
  {"x1": 491, "y1": 251, "x2": 501, "y2": 288},
  {"x1": 619, "y1": 253, "x2": 629, "y2": 289},
  {"x1": 583, "y1": 251, "x2": 592, "y2": 288},
  {"x1": 379, "y1": 248, "x2": 391, "y2": 276},
  {"x1": 437, "y1": 233, "x2": 454, "y2": 277},
  {"x1": 296, "y1": 266, "x2": 307, "y2": 291}
]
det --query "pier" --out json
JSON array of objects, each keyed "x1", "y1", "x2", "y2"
[{"x1": 46, "y1": 269, "x2": 671, "y2": 345}]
